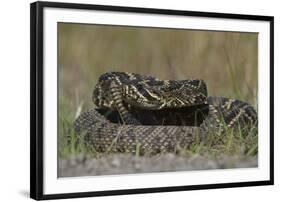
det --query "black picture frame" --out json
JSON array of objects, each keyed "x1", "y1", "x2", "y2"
[{"x1": 30, "y1": 1, "x2": 274, "y2": 200}]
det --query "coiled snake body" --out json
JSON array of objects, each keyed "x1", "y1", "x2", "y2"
[{"x1": 74, "y1": 72, "x2": 257, "y2": 155}]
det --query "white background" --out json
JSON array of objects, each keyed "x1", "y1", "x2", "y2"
[{"x1": 0, "y1": 0, "x2": 279, "y2": 201}]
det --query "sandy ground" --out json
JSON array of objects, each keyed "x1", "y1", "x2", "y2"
[{"x1": 59, "y1": 154, "x2": 258, "y2": 177}]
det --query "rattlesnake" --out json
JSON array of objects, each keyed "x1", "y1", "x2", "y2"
[{"x1": 74, "y1": 72, "x2": 257, "y2": 155}]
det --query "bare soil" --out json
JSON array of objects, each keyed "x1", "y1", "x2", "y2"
[{"x1": 59, "y1": 154, "x2": 258, "y2": 177}]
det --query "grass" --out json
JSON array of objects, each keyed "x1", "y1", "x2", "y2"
[
  {"x1": 58, "y1": 23, "x2": 258, "y2": 160},
  {"x1": 191, "y1": 125, "x2": 257, "y2": 157}
]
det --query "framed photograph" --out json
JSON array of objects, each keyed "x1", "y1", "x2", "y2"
[{"x1": 30, "y1": 1, "x2": 274, "y2": 200}]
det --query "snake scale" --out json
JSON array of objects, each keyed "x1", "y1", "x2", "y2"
[{"x1": 74, "y1": 72, "x2": 258, "y2": 155}]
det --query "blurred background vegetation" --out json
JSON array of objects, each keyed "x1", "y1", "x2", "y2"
[{"x1": 58, "y1": 23, "x2": 258, "y2": 157}]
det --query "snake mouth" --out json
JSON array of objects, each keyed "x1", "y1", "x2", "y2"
[{"x1": 125, "y1": 97, "x2": 164, "y2": 110}]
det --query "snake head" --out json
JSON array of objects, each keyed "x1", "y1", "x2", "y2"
[
  {"x1": 122, "y1": 79, "x2": 207, "y2": 110},
  {"x1": 123, "y1": 85, "x2": 166, "y2": 110}
]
